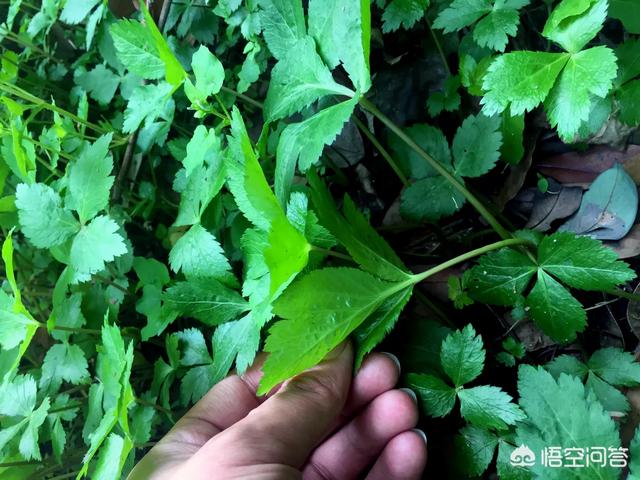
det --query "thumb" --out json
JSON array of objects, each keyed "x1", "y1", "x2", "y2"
[{"x1": 202, "y1": 342, "x2": 353, "y2": 468}]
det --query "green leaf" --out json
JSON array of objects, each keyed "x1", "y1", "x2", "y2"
[
  {"x1": 381, "y1": 0, "x2": 430, "y2": 33},
  {"x1": 75, "y1": 65, "x2": 120, "y2": 105},
  {"x1": 388, "y1": 123, "x2": 451, "y2": 179},
  {"x1": 60, "y1": 0, "x2": 100, "y2": 24},
  {"x1": 139, "y1": 2, "x2": 187, "y2": 86},
  {"x1": 260, "y1": 268, "x2": 400, "y2": 394},
  {"x1": 454, "y1": 425, "x2": 498, "y2": 477},
  {"x1": 123, "y1": 82, "x2": 174, "y2": 133},
  {"x1": 587, "y1": 347, "x2": 640, "y2": 386},
  {"x1": 482, "y1": 51, "x2": 569, "y2": 116},
  {"x1": 40, "y1": 342, "x2": 89, "y2": 388},
  {"x1": 406, "y1": 373, "x2": 457, "y2": 417},
  {"x1": 452, "y1": 113, "x2": 502, "y2": 178},
  {"x1": 275, "y1": 97, "x2": 357, "y2": 204},
  {"x1": 615, "y1": 38, "x2": 640, "y2": 85},
  {"x1": 0, "y1": 307, "x2": 39, "y2": 351},
  {"x1": 427, "y1": 75, "x2": 461, "y2": 116},
  {"x1": 538, "y1": 232, "x2": 635, "y2": 291},
  {"x1": 440, "y1": 324, "x2": 485, "y2": 387},
  {"x1": 516, "y1": 365, "x2": 621, "y2": 479},
  {"x1": 466, "y1": 248, "x2": 536, "y2": 306},
  {"x1": 15, "y1": 183, "x2": 78, "y2": 248},
  {"x1": 500, "y1": 110, "x2": 525, "y2": 164},
  {"x1": 400, "y1": 176, "x2": 466, "y2": 222},
  {"x1": 458, "y1": 385, "x2": 525, "y2": 430},
  {"x1": 585, "y1": 372, "x2": 630, "y2": 414},
  {"x1": 264, "y1": 36, "x2": 354, "y2": 122},
  {"x1": 309, "y1": 172, "x2": 410, "y2": 282},
  {"x1": 66, "y1": 134, "x2": 114, "y2": 224},
  {"x1": 133, "y1": 257, "x2": 170, "y2": 287},
  {"x1": 92, "y1": 433, "x2": 127, "y2": 480},
  {"x1": 434, "y1": 0, "x2": 530, "y2": 52},
  {"x1": 546, "y1": 354, "x2": 589, "y2": 380},
  {"x1": 258, "y1": 0, "x2": 307, "y2": 60},
  {"x1": 211, "y1": 312, "x2": 262, "y2": 379},
  {"x1": 185, "y1": 45, "x2": 224, "y2": 103},
  {"x1": 169, "y1": 224, "x2": 232, "y2": 282},
  {"x1": 110, "y1": 20, "x2": 166, "y2": 80},
  {"x1": 544, "y1": 46, "x2": 617, "y2": 141},
  {"x1": 69, "y1": 216, "x2": 127, "y2": 277},
  {"x1": 526, "y1": 270, "x2": 586, "y2": 342},
  {"x1": 630, "y1": 426, "x2": 640, "y2": 480},
  {"x1": 353, "y1": 286, "x2": 413, "y2": 368},
  {"x1": 610, "y1": 0, "x2": 640, "y2": 34},
  {"x1": 542, "y1": 0, "x2": 607, "y2": 53},
  {"x1": 163, "y1": 278, "x2": 249, "y2": 326},
  {"x1": 308, "y1": 0, "x2": 371, "y2": 92},
  {"x1": 618, "y1": 80, "x2": 640, "y2": 126}
]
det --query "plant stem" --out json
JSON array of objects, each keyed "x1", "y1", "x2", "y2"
[
  {"x1": 358, "y1": 97, "x2": 512, "y2": 241},
  {"x1": 48, "y1": 325, "x2": 101, "y2": 335},
  {"x1": 353, "y1": 115, "x2": 408, "y2": 185},
  {"x1": 221, "y1": 86, "x2": 264, "y2": 109},
  {"x1": 135, "y1": 397, "x2": 173, "y2": 417},
  {"x1": 425, "y1": 19, "x2": 451, "y2": 76},
  {"x1": 49, "y1": 403, "x2": 83, "y2": 414},
  {"x1": 606, "y1": 288, "x2": 640, "y2": 302},
  {"x1": 0, "y1": 460, "x2": 40, "y2": 467},
  {"x1": 411, "y1": 238, "x2": 531, "y2": 284},
  {"x1": 311, "y1": 246, "x2": 353, "y2": 261}
]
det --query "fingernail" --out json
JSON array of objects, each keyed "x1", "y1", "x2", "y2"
[
  {"x1": 381, "y1": 352, "x2": 401, "y2": 373},
  {"x1": 399, "y1": 387, "x2": 417, "y2": 404},
  {"x1": 412, "y1": 428, "x2": 428, "y2": 445}
]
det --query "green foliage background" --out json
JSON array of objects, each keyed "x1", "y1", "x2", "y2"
[{"x1": 2, "y1": 0, "x2": 640, "y2": 478}]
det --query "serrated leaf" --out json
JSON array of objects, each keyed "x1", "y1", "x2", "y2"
[
  {"x1": 544, "y1": 46, "x2": 617, "y2": 141},
  {"x1": 452, "y1": 113, "x2": 502, "y2": 178},
  {"x1": 406, "y1": 373, "x2": 457, "y2": 417},
  {"x1": 482, "y1": 51, "x2": 569, "y2": 116},
  {"x1": 40, "y1": 343, "x2": 89, "y2": 388},
  {"x1": 441, "y1": 324, "x2": 485, "y2": 387},
  {"x1": 264, "y1": 36, "x2": 354, "y2": 122},
  {"x1": 400, "y1": 176, "x2": 466, "y2": 222},
  {"x1": 123, "y1": 82, "x2": 174, "y2": 134},
  {"x1": 275, "y1": 97, "x2": 357, "y2": 204},
  {"x1": 353, "y1": 286, "x2": 413, "y2": 368},
  {"x1": 186, "y1": 45, "x2": 224, "y2": 103},
  {"x1": 60, "y1": 0, "x2": 100, "y2": 24},
  {"x1": 211, "y1": 312, "x2": 263, "y2": 380},
  {"x1": 546, "y1": 354, "x2": 589, "y2": 380},
  {"x1": 169, "y1": 224, "x2": 232, "y2": 282},
  {"x1": 466, "y1": 248, "x2": 536, "y2": 306},
  {"x1": 66, "y1": 134, "x2": 114, "y2": 224},
  {"x1": 538, "y1": 232, "x2": 635, "y2": 291},
  {"x1": 309, "y1": 171, "x2": 410, "y2": 281},
  {"x1": 542, "y1": 0, "x2": 607, "y2": 53},
  {"x1": 458, "y1": 385, "x2": 525, "y2": 430},
  {"x1": 15, "y1": 183, "x2": 79, "y2": 248},
  {"x1": 163, "y1": 278, "x2": 249, "y2": 326},
  {"x1": 308, "y1": 0, "x2": 371, "y2": 92},
  {"x1": 588, "y1": 347, "x2": 640, "y2": 386},
  {"x1": 516, "y1": 365, "x2": 620, "y2": 479},
  {"x1": 69, "y1": 216, "x2": 127, "y2": 277},
  {"x1": 454, "y1": 425, "x2": 498, "y2": 477},
  {"x1": 585, "y1": 372, "x2": 630, "y2": 414},
  {"x1": 110, "y1": 20, "x2": 165, "y2": 80},
  {"x1": 260, "y1": 268, "x2": 401, "y2": 394},
  {"x1": 526, "y1": 270, "x2": 586, "y2": 342},
  {"x1": 381, "y1": 0, "x2": 430, "y2": 33},
  {"x1": 92, "y1": 433, "x2": 127, "y2": 480},
  {"x1": 258, "y1": 0, "x2": 306, "y2": 60},
  {"x1": 75, "y1": 65, "x2": 120, "y2": 105},
  {"x1": 434, "y1": 0, "x2": 530, "y2": 52},
  {"x1": 388, "y1": 123, "x2": 451, "y2": 179},
  {"x1": 618, "y1": 80, "x2": 640, "y2": 126}
]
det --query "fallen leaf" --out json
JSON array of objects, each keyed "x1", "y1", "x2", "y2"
[
  {"x1": 606, "y1": 225, "x2": 640, "y2": 259},
  {"x1": 559, "y1": 164, "x2": 638, "y2": 240},
  {"x1": 525, "y1": 179, "x2": 582, "y2": 231},
  {"x1": 538, "y1": 145, "x2": 640, "y2": 185}
]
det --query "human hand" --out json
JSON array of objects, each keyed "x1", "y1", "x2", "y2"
[{"x1": 128, "y1": 343, "x2": 427, "y2": 479}]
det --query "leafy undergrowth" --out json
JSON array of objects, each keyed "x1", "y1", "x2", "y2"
[{"x1": 2, "y1": 0, "x2": 640, "y2": 478}]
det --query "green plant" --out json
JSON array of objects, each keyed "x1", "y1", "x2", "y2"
[{"x1": 2, "y1": 0, "x2": 640, "y2": 478}]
